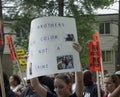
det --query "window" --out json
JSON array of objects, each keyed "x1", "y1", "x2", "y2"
[
  {"x1": 102, "y1": 50, "x2": 112, "y2": 62},
  {"x1": 99, "y1": 23, "x2": 110, "y2": 34}
]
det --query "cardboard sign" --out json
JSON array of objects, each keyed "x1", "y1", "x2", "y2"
[
  {"x1": 27, "y1": 17, "x2": 81, "y2": 79},
  {"x1": 16, "y1": 49, "x2": 27, "y2": 71}
]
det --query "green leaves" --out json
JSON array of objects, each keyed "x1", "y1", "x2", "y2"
[{"x1": 3, "y1": 0, "x2": 116, "y2": 67}]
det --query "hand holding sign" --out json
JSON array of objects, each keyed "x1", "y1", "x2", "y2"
[{"x1": 73, "y1": 42, "x2": 82, "y2": 53}]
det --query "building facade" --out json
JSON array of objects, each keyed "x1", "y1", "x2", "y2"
[{"x1": 95, "y1": 13, "x2": 118, "y2": 73}]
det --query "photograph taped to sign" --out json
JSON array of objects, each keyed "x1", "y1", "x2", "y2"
[{"x1": 27, "y1": 16, "x2": 81, "y2": 79}]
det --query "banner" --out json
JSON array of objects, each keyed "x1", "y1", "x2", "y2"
[
  {"x1": 6, "y1": 35, "x2": 17, "y2": 61},
  {"x1": 88, "y1": 40, "x2": 101, "y2": 71},
  {"x1": 27, "y1": 17, "x2": 81, "y2": 79}
]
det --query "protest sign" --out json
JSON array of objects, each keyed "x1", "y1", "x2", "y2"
[
  {"x1": 88, "y1": 40, "x2": 101, "y2": 71},
  {"x1": 27, "y1": 17, "x2": 81, "y2": 79},
  {"x1": 6, "y1": 35, "x2": 17, "y2": 61},
  {"x1": 16, "y1": 49, "x2": 27, "y2": 71}
]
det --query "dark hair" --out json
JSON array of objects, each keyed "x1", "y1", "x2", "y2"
[
  {"x1": 83, "y1": 70, "x2": 93, "y2": 86},
  {"x1": 27, "y1": 80, "x2": 30, "y2": 84},
  {"x1": 11, "y1": 75, "x2": 21, "y2": 85},
  {"x1": 38, "y1": 76, "x2": 55, "y2": 93}
]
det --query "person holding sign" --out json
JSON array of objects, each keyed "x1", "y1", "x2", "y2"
[
  {"x1": 30, "y1": 42, "x2": 83, "y2": 97},
  {"x1": 108, "y1": 85, "x2": 120, "y2": 97}
]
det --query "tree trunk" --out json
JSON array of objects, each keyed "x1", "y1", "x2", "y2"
[{"x1": 58, "y1": 0, "x2": 64, "y2": 16}]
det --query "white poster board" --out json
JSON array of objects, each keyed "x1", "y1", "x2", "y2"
[{"x1": 27, "y1": 16, "x2": 81, "y2": 79}]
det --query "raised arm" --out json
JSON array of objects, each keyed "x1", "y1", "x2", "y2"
[
  {"x1": 73, "y1": 42, "x2": 83, "y2": 97},
  {"x1": 30, "y1": 77, "x2": 47, "y2": 97},
  {"x1": 108, "y1": 85, "x2": 120, "y2": 97}
]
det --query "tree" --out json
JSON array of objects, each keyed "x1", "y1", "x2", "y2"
[{"x1": 2, "y1": 0, "x2": 115, "y2": 67}]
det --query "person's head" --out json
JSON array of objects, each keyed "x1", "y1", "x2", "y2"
[
  {"x1": 9, "y1": 74, "x2": 21, "y2": 87},
  {"x1": 104, "y1": 74, "x2": 119, "y2": 93},
  {"x1": 115, "y1": 70, "x2": 120, "y2": 84},
  {"x1": 83, "y1": 70, "x2": 93, "y2": 86},
  {"x1": 54, "y1": 73, "x2": 72, "y2": 97}
]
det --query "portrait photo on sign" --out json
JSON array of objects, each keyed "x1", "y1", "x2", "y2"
[
  {"x1": 57, "y1": 55, "x2": 74, "y2": 70},
  {"x1": 65, "y1": 33, "x2": 75, "y2": 41}
]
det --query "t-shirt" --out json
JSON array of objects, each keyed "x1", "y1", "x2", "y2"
[
  {"x1": 83, "y1": 84, "x2": 98, "y2": 97},
  {"x1": 46, "y1": 91, "x2": 77, "y2": 97},
  {"x1": 83, "y1": 84, "x2": 104, "y2": 97}
]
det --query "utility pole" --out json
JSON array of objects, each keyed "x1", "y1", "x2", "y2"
[
  {"x1": 0, "y1": 0, "x2": 6, "y2": 97},
  {"x1": 117, "y1": 0, "x2": 120, "y2": 71}
]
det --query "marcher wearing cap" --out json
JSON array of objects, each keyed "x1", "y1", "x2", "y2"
[
  {"x1": 115, "y1": 70, "x2": 120, "y2": 84},
  {"x1": 115, "y1": 70, "x2": 120, "y2": 75}
]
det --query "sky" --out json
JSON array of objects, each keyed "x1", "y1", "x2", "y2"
[
  {"x1": 94, "y1": 1, "x2": 119, "y2": 14},
  {"x1": 2, "y1": 1, "x2": 119, "y2": 15}
]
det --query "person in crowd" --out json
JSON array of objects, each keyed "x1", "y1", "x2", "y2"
[
  {"x1": 108, "y1": 85, "x2": 120, "y2": 97},
  {"x1": 115, "y1": 70, "x2": 120, "y2": 84},
  {"x1": 0, "y1": 72, "x2": 16, "y2": 97},
  {"x1": 19, "y1": 79, "x2": 40, "y2": 97},
  {"x1": 9, "y1": 74, "x2": 24, "y2": 97},
  {"x1": 20, "y1": 76, "x2": 55, "y2": 97},
  {"x1": 30, "y1": 42, "x2": 83, "y2": 97},
  {"x1": 103, "y1": 73, "x2": 119, "y2": 97},
  {"x1": 108, "y1": 70, "x2": 120, "y2": 97},
  {"x1": 38, "y1": 76, "x2": 55, "y2": 93},
  {"x1": 83, "y1": 70, "x2": 104, "y2": 97}
]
